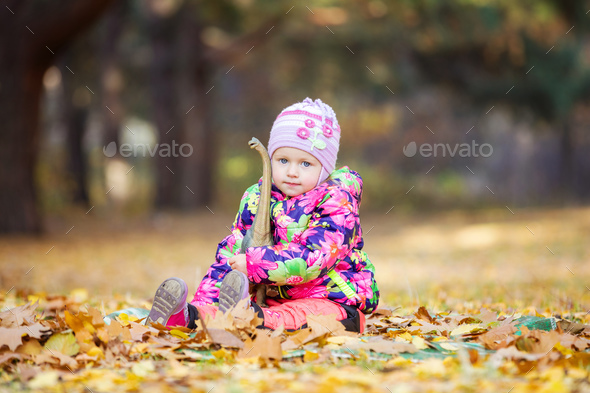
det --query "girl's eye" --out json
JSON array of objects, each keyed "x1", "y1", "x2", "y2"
[
  {"x1": 279, "y1": 158, "x2": 288, "y2": 164},
  {"x1": 302, "y1": 161, "x2": 311, "y2": 168}
]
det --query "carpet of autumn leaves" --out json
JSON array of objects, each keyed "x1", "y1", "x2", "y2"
[{"x1": 0, "y1": 207, "x2": 589, "y2": 392}]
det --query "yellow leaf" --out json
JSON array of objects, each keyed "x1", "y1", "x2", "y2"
[
  {"x1": 27, "y1": 294, "x2": 44, "y2": 305},
  {"x1": 396, "y1": 332, "x2": 413, "y2": 342},
  {"x1": 87, "y1": 346, "x2": 104, "y2": 359},
  {"x1": 17, "y1": 339, "x2": 43, "y2": 356},
  {"x1": 44, "y1": 332, "x2": 80, "y2": 356},
  {"x1": 212, "y1": 348, "x2": 235, "y2": 362},
  {"x1": 554, "y1": 342, "x2": 574, "y2": 356},
  {"x1": 387, "y1": 317, "x2": 410, "y2": 325},
  {"x1": 303, "y1": 351, "x2": 319, "y2": 362},
  {"x1": 130, "y1": 343, "x2": 150, "y2": 355},
  {"x1": 412, "y1": 336, "x2": 428, "y2": 350},
  {"x1": 170, "y1": 329, "x2": 189, "y2": 340},
  {"x1": 450, "y1": 323, "x2": 484, "y2": 337}
]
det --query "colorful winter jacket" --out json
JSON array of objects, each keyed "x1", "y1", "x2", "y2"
[{"x1": 191, "y1": 166, "x2": 379, "y2": 313}]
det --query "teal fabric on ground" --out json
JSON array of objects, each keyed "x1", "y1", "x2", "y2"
[
  {"x1": 514, "y1": 316, "x2": 557, "y2": 335},
  {"x1": 103, "y1": 307, "x2": 150, "y2": 325}
]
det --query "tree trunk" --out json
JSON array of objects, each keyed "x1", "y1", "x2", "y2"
[
  {"x1": 0, "y1": 0, "x2": 115, "y2": 233},
  {"x1": 177, "y1": 4, "x2": 215, "y2": 209},
  {"x1": 60, "y1": 53, "x2": 90, "y2": 206},
  {"x1": 559, "y1": 120, "x2": 575, "y2": 202},
  {"x1": 100, "y1": 1, "x2": 126, "y2": 151},
  {"x1": 146, "y1": 6, "x2": 183, "y2": 209}
]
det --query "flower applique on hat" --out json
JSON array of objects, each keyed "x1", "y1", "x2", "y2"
[{"x1": 268, "y1": 98, "x2": 341, "y2": 184}]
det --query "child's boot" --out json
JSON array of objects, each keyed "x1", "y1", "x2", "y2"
[
  {"x1": 218, "y1": 271, "x2": 250, "y2": 313},
  {"x1": 147, "y1": 277, "x2": 189, "y2": 327}
]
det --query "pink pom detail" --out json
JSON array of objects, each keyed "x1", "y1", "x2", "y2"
[
  {"x1": 322, "y1": 125, "x2": 333, "y2": 138},
  {"x1": 305, "y1": 119, "x2": 315, "y2": 128},
  {"x1": 296, "y1": 127, "x2": 310, "y2": 139},
  {"x1": 286, "y1": 276, "x2": 304, "y2": 285}
]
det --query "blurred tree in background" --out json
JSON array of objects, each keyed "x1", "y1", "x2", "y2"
[{"x1": 1, "y1": 0, "x2": 589, "y2": 233}]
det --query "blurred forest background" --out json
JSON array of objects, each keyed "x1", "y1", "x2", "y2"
[{"x1": 1, "y1": 0, "x2": 590, "y2": 235}]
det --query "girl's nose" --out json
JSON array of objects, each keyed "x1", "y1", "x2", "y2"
[{"x1": 287, "y1": 164, "x2": 298, "y2": 177}]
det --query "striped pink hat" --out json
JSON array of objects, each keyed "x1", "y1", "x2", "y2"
[{"x1": 268, "y1": 98, "x2": 341, "y2": 185}]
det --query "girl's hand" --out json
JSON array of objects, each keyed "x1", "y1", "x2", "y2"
[{"x1": 228, "y1": 254, "x2": 248, "y2": 275}]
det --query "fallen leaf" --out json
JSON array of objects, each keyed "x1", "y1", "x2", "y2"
[
  {"x1": 347, "y1": 337, "x2": 417, "y2": 355},
  {"x1": 16, "y1": 338, "x2": 43, "y2": 356},
  {"x1": 237, "y1": 329, "x2": 282, "y2": 360},
  {"x1": 0, "y1": 323, "x2": 49, "y2": 352},
  {"x1": 207, "y1": 328, "x2": 244, "y2": 349},
  {"x1": 558, "y1": 320, "x2": 589, "y2": 335},
  {"x1": 170, "y1": 329, "x2": 190, "y2": 340},
  {"x1": 303, "y1": 350, "x2": 319, "y2": 362},
  {"x1": 412, "y1": 336, "x2": 428, "y2": 350},
  {"x1": 0, "y1": 351, "x2": 24, "y2": 365},
  {"x1": 414, "y1": 306, "x2": 436, "y2": 324},
  {"x1": 450, "y1": 323, "x2": 486, "y2": 337},
  {"x1": 44, "y1": 332, "x2": 80, "y2": 356},
  {"x1": 0, "y1": 302, "x2": 38, "y2": 328}
]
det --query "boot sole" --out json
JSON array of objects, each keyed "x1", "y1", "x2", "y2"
[
  {"x1": 147, "y1": 277, "x2": 187, "y2": 325},
  {"x1": 219, "y1": 271, "x2": 249, "y2": 313}
]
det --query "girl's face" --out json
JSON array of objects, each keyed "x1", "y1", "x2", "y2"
[{"x1": 271, "y1": 147, "x2": 322, "y2": 197}]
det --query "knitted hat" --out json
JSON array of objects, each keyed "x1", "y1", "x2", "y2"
[{"x1": 268, "y1": 98, "x2": 341, "y2": 185}]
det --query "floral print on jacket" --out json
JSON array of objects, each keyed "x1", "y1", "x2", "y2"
[{"x1": 191, "y1": 166, "x2": 379, "y2": 313}]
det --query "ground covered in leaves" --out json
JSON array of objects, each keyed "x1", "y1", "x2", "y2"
[
  {"x1": 0, "y1": 207, "x2": 589, "y2": 392},
  {"x1": 1, "y1": 292, "x2": 589, "y2": 392}
]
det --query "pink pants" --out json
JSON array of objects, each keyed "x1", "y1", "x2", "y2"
[{"x1": 193, "y1": 298, "x2": 364, "y2": 332}]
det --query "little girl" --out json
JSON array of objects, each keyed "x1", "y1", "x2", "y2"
[{"x1": 147, "y1": 98, "x2": 379, "y2": 333}]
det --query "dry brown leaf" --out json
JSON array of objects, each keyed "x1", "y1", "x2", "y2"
[
  {"x1": 369, "y1": 308, "x2": 393, "y2": 318},
  {"x1": 0, "y1": 351, "x2": 24, "y2": 365},
  {"x1": 477, "y1": 323, "x2": 518, "y2": 349},
  {"x1": 106, "y1": 320, "x2": 132, "y2": 341},
  {"x1": 0, "y1": 323, "x2": 49, "y2": 352},
  {"x1": 414, "y1": 306, "x2": 436, "y2": 324},
  {"x1": 516, "y1": 329, "x2": 560, "y2": 354},
  {"x1": 347, "y1": 337, "x2": 418, "y2": 355},
  {"x1": 306, "y1": 314, "x2": 351, "y2": 338},
  {"x1": 489, "y1": 346, "x2": 546, "y2": 364},
  {"x1": 0, "y1": 302, "x2": 38, "y2": 328},
  {"x1": 33, "y1": 348, "x2": 78, "y2": 369},
  {"x1": 478, "y1": 308, "x2": 500, "y2": 325},
  {"x1": 128, "y1": 321, "x2": 159, "y2": 342},
  {"x1": 206, "y1": 328, "x2": 244, "y2": 349},
  {"x1": 281, "y1": 328, "x2": 312, "y2": 351},
  {"x1": 556, "y1": 333, "x2": 590, "y2": 351},
  {"x1": 237, "y1": 329, "x2": 282, "y2": 360},
  {"x1": 558, "y1": 320, "x2": 589, "y2": 335}
]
